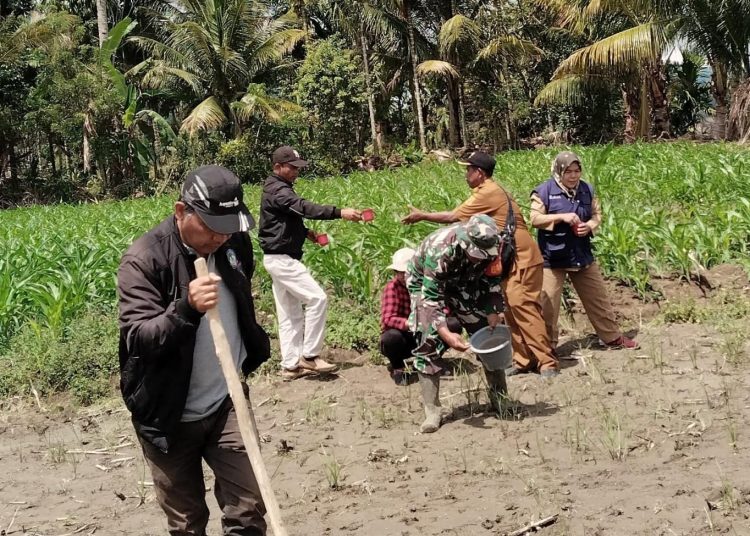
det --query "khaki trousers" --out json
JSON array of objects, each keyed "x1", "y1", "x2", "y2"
[
  {"x1": 503, "y1": 263, "x2": 558, "y2": 372},
  {"x1": 541, "y1": 262, "x2": 621, "y2": 348}
]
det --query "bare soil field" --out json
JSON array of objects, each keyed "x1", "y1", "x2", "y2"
[{"x1": 2, "y1": 269, "x2": 750, "y2": 536}]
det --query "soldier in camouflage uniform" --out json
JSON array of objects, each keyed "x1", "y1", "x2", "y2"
[{"x1": 406, "y1": 214, "x2": 507, "y2": 433}]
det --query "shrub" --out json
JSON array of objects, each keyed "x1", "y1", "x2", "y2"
[{"x1": 296, "y1": 37, "x2": 367, "y2": 174}]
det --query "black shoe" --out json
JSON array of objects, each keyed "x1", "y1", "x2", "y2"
[{"x1": 391, "y1": 369, "x2": 412, "y2": 386}]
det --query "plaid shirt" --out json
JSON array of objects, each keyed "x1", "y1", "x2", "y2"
[{"x1": 380, "y1": 276, "x2": 410, "y2": 333}]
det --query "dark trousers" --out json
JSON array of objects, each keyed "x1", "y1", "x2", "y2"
[
  {"x1": 380, "y1": 317, "x2": 462, "y2": 370},
  {"x1": 138, "y1": 397, "x2": 267, "y2": 536}
]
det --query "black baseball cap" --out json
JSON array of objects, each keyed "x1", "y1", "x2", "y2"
[
  {"x1": 272, "y1": 146, "x2": 308, "y2": 168},
  {"x1": 181, "y1": 165, "x2": 254, "y2": 234},
  {"x1": 457, "y1": 151, "x2": 495, "y2": 175}
]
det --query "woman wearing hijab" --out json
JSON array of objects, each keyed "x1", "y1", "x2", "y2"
[{"x1": 530, "y1": 151, "x2": 638, "y2": 352}]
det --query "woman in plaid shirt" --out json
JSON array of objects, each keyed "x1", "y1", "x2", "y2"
[{"x1": 380, "y1": 248, "x2": 460, "y2": 385}]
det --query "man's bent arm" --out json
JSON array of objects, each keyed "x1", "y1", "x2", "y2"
[{"x1": 118, "y1": 257, "x2": 203, "y2": 360}]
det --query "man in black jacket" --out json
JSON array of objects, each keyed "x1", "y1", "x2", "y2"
[
  {"x1": 118, "y1": 165, "x2": 270, "y2": 535},
  {"x1": 259, "y1": 146, "x2": 362, "y2": 380}
]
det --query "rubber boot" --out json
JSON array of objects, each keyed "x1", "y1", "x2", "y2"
[
  {"x1": 418, "y1": 372, "x2": 442, "y2": 433},
  {"x1": 484, "y1": 368, "x2": 508, "y2": 415}
]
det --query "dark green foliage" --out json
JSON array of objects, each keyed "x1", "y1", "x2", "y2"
[
  {"x1": 667, "y1": 53, "x2": 712, "y2": 136},
  {"x1": 295, "y1": 37, "x2": 367, "y2": 174}
]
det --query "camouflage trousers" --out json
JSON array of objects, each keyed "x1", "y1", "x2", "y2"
[{"x1": 407, "y1": 294, "x2": 489, "y2": 375}]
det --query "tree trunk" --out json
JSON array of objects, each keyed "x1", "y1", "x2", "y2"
[
  {"x1": 8, "y1": 142, "x2": 19, "y2": 192},
  {"x1": 445, "y1": 76, "x2": 462, "y2": 147},
  {"x1": 404, "y1": 2, "x2": 427, "y2": 153},
  {"x1": 96, "y1": 0, "x2": 108, "y2": 46},
  {"x1": 728, "y1": 78, "x2": 750, "y2": 141},
  {"x1": 647, "y1": 59, "x2": 670, "y2": 139},
  {"x1": 360, "y1": 31, "x2": 380, "y2": 156},
  {"x1": 622, "y1": 86, "x2": 641, "y2": 143},
  {"x1": 83, "y1": 108, "x2": 94, "y2": 173},
  {"x1": 710, "y1": 60, "x2": 728, "y2": 140},
  {"x1": 498, "y1": 62, "x2": 514, "y2": 148},
  {"x1": 48, "y1": 135, "x2": 56, "y2": 175},
  {"x1": 458, "y1": 81, "x2": 468, "y2": 148}
]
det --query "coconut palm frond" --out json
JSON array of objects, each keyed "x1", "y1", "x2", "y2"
[
  {"x1": 181, "y1": 96, "x2": 228, "y2": 134},
  {"x1": 535, "y1": 74, "x2": 609, "y2": 106},
  {"x1": 438, "y1": 14, "x2": 481, "y2": 58},
  {"x1": 555, "y1": 21, "x2": 666, "y2": 76},
  {"x1": 251, "y1": 28, "x2": 307, "y2": 73},
  {"x1": 0, "y1": 11, "x2": 79, "y2": 63},
  {"x1": 140, "y1": 62, "x2": 203, "y2": 93},
  {"x1": 477, "y1": 35, "x2": 543, "y2": 63},
  {"x1": 231, "y1": 84, "x2": 302, "y2": 123},
  {"x1": 416, "y1": 60, "x2": 459, "y2": 79}
]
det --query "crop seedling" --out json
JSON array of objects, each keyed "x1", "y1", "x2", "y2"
[
  {"x1": 304, "y1": 395, "x2": 336, "y2": 425},
  {"x1": 599, "y1": 406, "x2": 627, "y2": 461},
  {"x1": 322, "y1": 451, "x2": 343, "y2": 490}
]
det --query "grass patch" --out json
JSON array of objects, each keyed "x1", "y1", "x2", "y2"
[{"x1": 0, "y1": 308, "x2": 118, "y2": 404}]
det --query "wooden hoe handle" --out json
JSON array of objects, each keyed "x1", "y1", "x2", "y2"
[{"x1": 194, "y1": 257, "x2": 289, "y2": 536}]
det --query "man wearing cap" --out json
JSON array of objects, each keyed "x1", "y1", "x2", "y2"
[
  {"x1": 402, "y1": 151, "x2": 559, "y2": 379},
  {"x1": 407, "y1": 215, "x2": 507, "y2": 433},
  {"x1": 118, "y1": 165, "x2": 271, "y2": 535},
  {"x1": 260, "y1": 146, "x2": 362, "y2": 380}
]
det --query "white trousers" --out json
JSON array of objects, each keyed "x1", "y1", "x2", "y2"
[{"x1": 263, "y1": 254, "x2": 328, "y2": 370}]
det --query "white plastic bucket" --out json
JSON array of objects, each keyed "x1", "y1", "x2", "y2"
[{"x1": 469, "y1": 325, "x2": 513, "y2": 371}]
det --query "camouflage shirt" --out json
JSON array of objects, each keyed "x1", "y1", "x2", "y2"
[{"x1": 406, "y1": 222, "x2": 504, "y2": 334}]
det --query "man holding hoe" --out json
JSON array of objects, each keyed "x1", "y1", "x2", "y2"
[
  {"x1": 118, "y1": 165, "x2": 270, "y2": 535},
  {"x1": 403, "y1": 151, "x2": 559, "y2": 379}
]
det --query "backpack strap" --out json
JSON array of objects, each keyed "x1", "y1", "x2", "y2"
[{"x1": 503, "y1": 190, "x2": 516, "y2": 236}]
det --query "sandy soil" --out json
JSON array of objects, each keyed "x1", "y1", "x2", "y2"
[{"x1": 2, "y1": 269, "x2": 750, "y2": 536}]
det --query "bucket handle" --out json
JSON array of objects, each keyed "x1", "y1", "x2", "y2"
[{"x1": 470, "y1": 339, "x2": 511, "y2": 354}]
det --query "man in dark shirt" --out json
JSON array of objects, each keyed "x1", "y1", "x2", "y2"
[
  {"x1": 259, "y1": 146, "x2": 362, "y2": 380},
  {"x1": 118, "y1": 165, "x2": 270, "y2": 535}
]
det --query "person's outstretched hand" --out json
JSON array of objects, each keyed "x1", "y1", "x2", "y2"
[
  {"x1": 441, "y1": 330, "x2": 470, "y2": 352},
  {"x1": 341, "y1": 208, "x2": 362, "y2": 222},
  {"x1": 401, "y1": 205, "x2": 424, "y2": 225}
]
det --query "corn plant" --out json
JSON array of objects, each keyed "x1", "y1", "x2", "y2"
[{"x1": 3, "y1": 141, "x2": 750, "y2": 359}]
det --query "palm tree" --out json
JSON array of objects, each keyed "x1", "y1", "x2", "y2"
[
  {"x1": 95, "y1": 0, "x2": 108, "y2": 46},
  {"x1": 650, "y1": 0, "x2": 750, "y2": 139},
  {"x1": 535, "y1": 0, "x2": 672, "y2": 141},
  {"x1": 128, "y1": 0, "x2": 304, "y2": 135},
  {"x1": 398, "y1": 0, "x2": 428, "y2": 153},
  {"x1": 304, "y1": 0, "x2": 401, "y2": 155}
]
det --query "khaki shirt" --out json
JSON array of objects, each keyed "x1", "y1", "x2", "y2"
[{"x1": 454, "y1": 180, "x2": 543, "y2": 269}]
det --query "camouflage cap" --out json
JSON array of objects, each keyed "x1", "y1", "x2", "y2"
[{"x1": 464, "y1": 214, "x2": 499, "y2": 260}]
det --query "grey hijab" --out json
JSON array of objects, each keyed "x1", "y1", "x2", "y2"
[{"x1": 551, "y1": 151, "x2": 582, "y2": 182}]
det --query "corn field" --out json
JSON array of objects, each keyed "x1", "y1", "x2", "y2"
[{"x1": 2, "y1": 142, "x2": 750, "y2": 351}]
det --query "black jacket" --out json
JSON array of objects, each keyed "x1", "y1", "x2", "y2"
[
  {"x1": 117, "y1": 216, "x2": 270, "y2": 452},
  {"x1": 259, "y1": 174, "x2": 341, "y2": 259}
]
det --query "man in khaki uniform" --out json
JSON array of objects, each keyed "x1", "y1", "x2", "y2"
[{"x1": 402, "y1": 151, "x2": 559, "y2": 378}]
